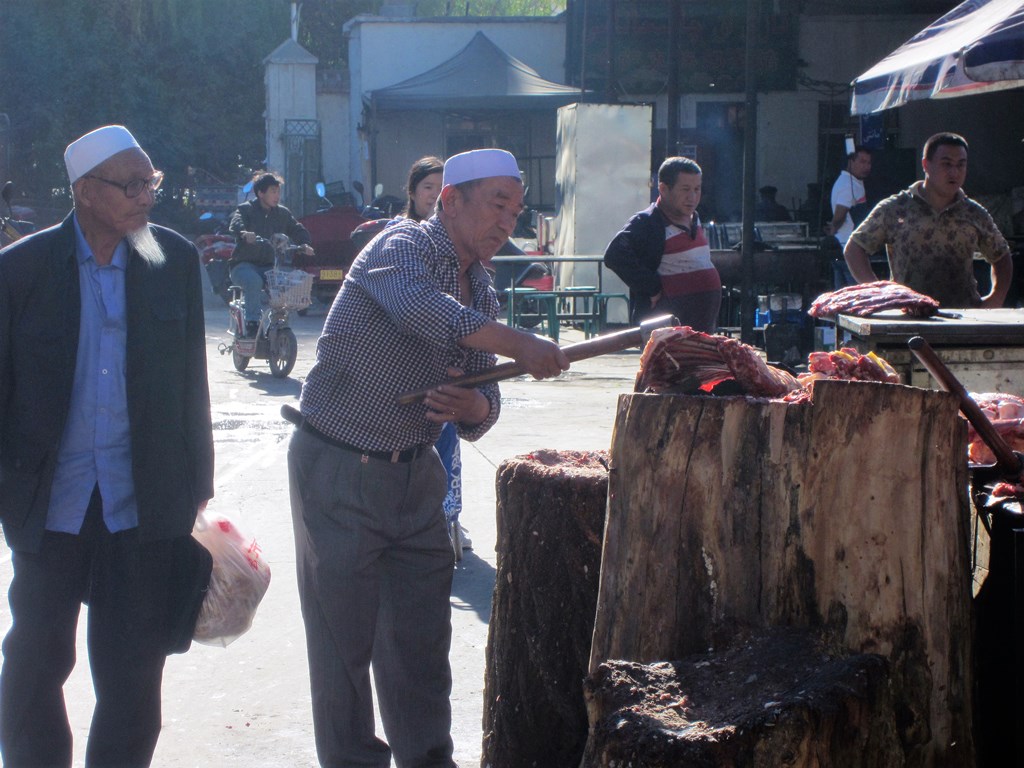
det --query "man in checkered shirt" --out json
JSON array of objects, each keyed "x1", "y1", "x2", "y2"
[{"x1": 287, "y1": 149, "x2": 569, "y2": 767}]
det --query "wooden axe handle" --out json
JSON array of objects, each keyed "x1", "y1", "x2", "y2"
[
  {"x1": 396, "y1": 325, "x2": 643, "y2": 406},
  {"x1": 908, "y1": 335, "x2": 1023, "y2": 478}
]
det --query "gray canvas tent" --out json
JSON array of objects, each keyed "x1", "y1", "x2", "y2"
[{"x1": 369, "y1": 31, "x2": 583, "y2": 111}]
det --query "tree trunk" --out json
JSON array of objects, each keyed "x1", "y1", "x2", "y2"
[
  {"x1": 588, "y1": 381, "x2": 975, "y2": 766},
  {"x1": 583, "y1": 628, "x2": 902, "y2": 767},
  {"x1": 482, "y1": 449, "x2": 609, "y2": 768}
]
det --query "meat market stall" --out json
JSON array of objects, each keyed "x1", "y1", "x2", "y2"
[
  {"x1": 709, "y1": 246, "x2": 822, "y2": 289},
  {"x1": 481, "y1": 322, "x2": 983, "y2": 766},
  {"x1": 712, "y1": 245, "x2": 826, "y2": 360},
  {"x1": 836, "y1": 307, "x2": 1024, "y2": 392}
]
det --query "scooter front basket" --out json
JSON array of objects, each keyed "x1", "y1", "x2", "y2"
[{"x1": 266, "y1": 268, "x2": 314, "y2": 311}]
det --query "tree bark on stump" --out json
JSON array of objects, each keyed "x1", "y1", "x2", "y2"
[
  {"x1": 582, "y1": 628, "x2": 902, "y2": 767},
  {"x1": 587, "y1": 381, "x2": 974, "y2": 766},
  {"x1": 482, "y1": 449, "x2": 609, "y2": 768}
]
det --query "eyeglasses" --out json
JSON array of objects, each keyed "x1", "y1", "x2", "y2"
[{"x1": 85, "y1": 170, "x2": 164, "y2": 198}]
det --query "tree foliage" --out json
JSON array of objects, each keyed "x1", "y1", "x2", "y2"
[
  {"x1": 0, "y1": 0, "x2": 565, "y2": 226},
  {"x1": 0, "y1": 0, "x2": 291, "y2": 221}
]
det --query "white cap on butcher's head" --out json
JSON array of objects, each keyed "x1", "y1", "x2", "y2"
[
  {"x1": 64, "y1": 125, "x2": 142, "y2": 184},
  {"x1": 442, "y1": 149, "x2": 521, "y2": 188}
]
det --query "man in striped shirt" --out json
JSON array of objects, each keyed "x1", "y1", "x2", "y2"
[
  {"x1": 287, "y1": 149, "x2": 568, "y2": 768},
  {"x1": 604, "y1": 156, "x2": 722, "y2": 332}
]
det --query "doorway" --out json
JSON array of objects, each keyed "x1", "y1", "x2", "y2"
[{"x1": 695, "y1": 102, "x2": 745, "y2": 223}]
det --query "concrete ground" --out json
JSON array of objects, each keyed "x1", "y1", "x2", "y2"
[{"x1": 0, "y1": 296, "x2": 641, "y2": 767}]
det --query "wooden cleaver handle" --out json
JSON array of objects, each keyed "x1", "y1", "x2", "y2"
[
  {"x1": 396, "y1": 325, "x2": 643, "y2": 406},
  {"x1": 908, "y1": 335, "x2": 1023, "y2": 478}
]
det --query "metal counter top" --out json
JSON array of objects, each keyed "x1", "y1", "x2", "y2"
[{"x1": 837, "y1": 308, "x2": 1024, "y2": 346}]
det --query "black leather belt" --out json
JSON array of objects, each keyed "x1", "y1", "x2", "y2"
[{"x1": 281, "y1": 404, "x2": 425, "y2": 464}]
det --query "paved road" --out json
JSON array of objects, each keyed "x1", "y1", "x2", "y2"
[{"x1": 0, "y1": 302, "x2": 641, "y2": 767}]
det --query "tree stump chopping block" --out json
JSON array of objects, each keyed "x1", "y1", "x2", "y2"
[
  {"x1": 483, "y1": 449, "x2": 609, "y2": 768},
  {"x1": 582, "y1": 628, "x2": 901, "y2": 767},
  {"x1": 588, "y1": 381, "x2": 975, "y2": 766}
]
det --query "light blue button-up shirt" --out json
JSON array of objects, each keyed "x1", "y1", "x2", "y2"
[{"x1": 45, "y1": 215, "x2": 138, "y2": 533}]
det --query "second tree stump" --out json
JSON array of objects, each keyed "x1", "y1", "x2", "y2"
[{"x1": 482, "y1": 449, "x2": 609, "y2": 768}]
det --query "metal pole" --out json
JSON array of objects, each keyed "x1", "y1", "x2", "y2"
[
  {"x1": 740, "y1": 0, "x2": 760, "y2": 346},
  {"x1": 606, "y1": 0, "x2": 617, "y2": 102},
  {"x1": 666, "y1": 1, "x2": 681, "y2": 158}
]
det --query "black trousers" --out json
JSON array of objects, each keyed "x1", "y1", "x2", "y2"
[{"x1": 0, "y1": 489, "x2": 177, "y2": 768}]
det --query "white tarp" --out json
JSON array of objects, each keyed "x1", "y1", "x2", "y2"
[{"x1": 851, "y1": 0, "x2": 1024, "y2": 114}]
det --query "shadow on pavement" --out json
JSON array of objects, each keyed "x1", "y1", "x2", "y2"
[
  {"x1": 236, "y1": 371, "x2": 304, "y2": 397},
  {"x1": 451, "y1": 549, "x2": 496, "y2": 624}
]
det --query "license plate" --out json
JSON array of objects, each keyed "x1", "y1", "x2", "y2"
[{"x1": 320, "y1": 269, "x2": 344, "y2": 281}]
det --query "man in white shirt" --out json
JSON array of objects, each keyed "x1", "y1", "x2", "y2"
[{"x1": 825, "y1": 147, "x2": 872, "y2": 287}]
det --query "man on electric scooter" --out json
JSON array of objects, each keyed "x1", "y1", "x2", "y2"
[{"x1": 228, "y1": 171, "x2": 313, "y2": 336}]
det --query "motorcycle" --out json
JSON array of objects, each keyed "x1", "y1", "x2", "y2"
[
  {"x1": 1, "y1": 181, "x2": 37, "y2": 247},
  {"x1": 196, "y1": 212, "x2": 236, "y2": 305},
  {"x1": 218, "y1": 234, "x2": 313, "y2": 378},
  {"x1": 296, "y1": 181, "x2": 368, "y2": 306},
  {"x1": 358, "y1": 181, "x2": 404, "y2": 220}
]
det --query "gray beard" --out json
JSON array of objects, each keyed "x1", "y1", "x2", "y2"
[{"x1": 127, "y1": 225, "x2": 165, "y2": 266}]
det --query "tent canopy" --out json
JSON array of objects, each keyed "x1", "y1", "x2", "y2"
[
  {"x1": 369, "y1": 31, "x2": 584, "y2": 111},
  {"x1": 851, "y1": 0, "x2": 1024, "y2": 114}
]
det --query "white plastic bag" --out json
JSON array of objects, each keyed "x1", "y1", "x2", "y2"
[{"x1": 191, "y1": 512, "x2": 271, "y2": 647}]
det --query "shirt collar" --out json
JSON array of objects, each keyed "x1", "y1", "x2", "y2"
[
  {"x1": 655, "y1": 200, "x2": 701, "y2": 237},
  {"x1": 72, "y1": 213, "x2": 130, "y2": 269},
  {"x1": 909, "y1": 180, "x2": 966, "y2": 210},
  {"x1": 426, "y1": 216, "x2": 493, "y2": 286}
]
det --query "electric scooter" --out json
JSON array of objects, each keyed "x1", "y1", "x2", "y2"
[{"x1": 218, "y1": 234, "x2": 313, "y2": 378}]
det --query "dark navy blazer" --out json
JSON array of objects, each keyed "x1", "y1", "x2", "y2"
[{"x1": 0, "y1": 214, "x2": 215, "y2": 552}]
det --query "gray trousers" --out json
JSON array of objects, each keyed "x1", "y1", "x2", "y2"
[{"x1": 287, "y1": 427, "x2": 455, "y2": 768}]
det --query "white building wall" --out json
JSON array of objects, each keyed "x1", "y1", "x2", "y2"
[
  {"x1": 317, "y1": 89, "x2": 349, "y2": 187},
  {"x1": 755, "y1": 93, "x2": 820, "y2": 213},
  {"x1": 265, "y1": 61, "x2": 318, "y2": 175},
  {"x1": 344, "y1": 16, "x2": 567, "y2": 191}
]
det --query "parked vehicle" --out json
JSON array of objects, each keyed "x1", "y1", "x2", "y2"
[
  {"x1": 218, "y1": 234, "x2": 312, "y2": 378},
  {"x1": 196, "y1": 212, "x2": 236, "y2": 304},
  {"x1": 358, "y1": 181, "x2": 404, "y2": 220},
  {"x1": 1, "y1": 181, "x2": 37, "y2": 247},
  {"x1": 296, "y1": 182, "x2": 368, "y2": 305}
]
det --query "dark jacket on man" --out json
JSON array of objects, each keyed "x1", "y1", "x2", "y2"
[
  {"x1": 228, "y1": 199, "x2": 311, "y2": 266},
  {"x1": 0, "y1": 215, "x2": 215, "y2": 553},
  {"x1": 604, "y1": 202, "x2": 676, "y2": 323}
]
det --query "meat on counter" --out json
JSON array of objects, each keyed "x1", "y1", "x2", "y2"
[{"x1": 808, "y1": 280, "x2": 939, "y2": 319}]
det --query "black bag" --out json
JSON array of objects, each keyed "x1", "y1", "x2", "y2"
[
  {"x1": 165, "y1": 534, "x2": 213, "y2": 655},
  {"x1": 846, "y1": 173, "x2": 871, "y2": 228},
  {"x1": 849, "y1": 200, "x2": 871, "y2": 228}
]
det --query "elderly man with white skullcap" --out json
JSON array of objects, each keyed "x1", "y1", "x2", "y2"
[
  {"x1": 0, "y1": 126, "x2": 214, "y2": 767},
  {"x1": 287, "y1": 149, "x2": 569, "y2": 766}
]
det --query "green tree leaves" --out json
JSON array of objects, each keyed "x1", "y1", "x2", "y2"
[{"x1": 0, "y1": 0, "x2": 565, "y2": 224}]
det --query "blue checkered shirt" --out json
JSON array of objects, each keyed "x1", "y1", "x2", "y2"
[{"x1": 299, "y1": 216, "x2": 501, "y2": 451}]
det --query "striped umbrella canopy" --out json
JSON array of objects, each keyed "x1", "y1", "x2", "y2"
[{"x1": 851, "y1": 0, "x2": 1024, "y2": 114}]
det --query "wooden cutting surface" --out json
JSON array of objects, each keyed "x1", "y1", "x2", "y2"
[{"x1": 836, "y1": 308, "x2": 1024, "y2": 345}]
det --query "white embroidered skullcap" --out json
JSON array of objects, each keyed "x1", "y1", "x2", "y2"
[
  {"x1": 64, "y1": 125, "x2": 141, "y2": 184},
  {"x1": 442, "y1": 149, "x2": 521, "y2": 188}
]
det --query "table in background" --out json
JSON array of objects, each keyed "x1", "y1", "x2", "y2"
[
  {"x1": 490, "y1": 255, "x2": 627, "y2": 341},
  {"x1": 836, "y1": 308, "x2": 1024, "y2": 391}
]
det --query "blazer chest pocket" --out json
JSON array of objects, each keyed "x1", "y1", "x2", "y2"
[
  {"x1": 13, "y1": 329, "x2": 66, "y2": 375},
  {"x1": 0, "y1": 438, "x2": 50, "y2": 528},
  {"x1": 152, "y1": 303, "x2": 187, "y2": 323},
  {"x1": 148, "y1": 302, "x2": 187, "y2": 337}
]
